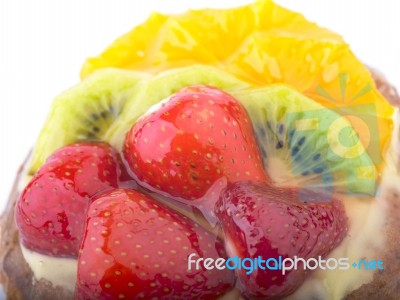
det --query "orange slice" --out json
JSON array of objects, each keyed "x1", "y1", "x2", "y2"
[{"x1": 81, "y1": 0, "x2": 394, "y2": 170}]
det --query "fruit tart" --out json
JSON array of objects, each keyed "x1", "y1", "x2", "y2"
[{"x1": 1, "y1": 0, "x2": 399, "y2": 299}]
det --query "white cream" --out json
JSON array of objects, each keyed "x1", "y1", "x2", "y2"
[
  {"x1": 285, "y1": 197, "x2": 385, "y2": 300},
  {"x1": 20, "y1": 244, "x2": 78, "y2": 293}
]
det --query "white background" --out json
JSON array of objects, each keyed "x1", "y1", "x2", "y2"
[{"x1": 0, "y1": 0, "x2": 399, "y2": 212}]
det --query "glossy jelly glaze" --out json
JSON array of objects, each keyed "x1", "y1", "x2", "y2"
[
  {"x1": 15, "y1": 93, "x2": 400, "y2": 300},
  {"x1": 12, "y1": 78, "x2": 399, "y2": 299},
  {"x1": 17, "y1": 149, "x2": 399, "y2": 299}
]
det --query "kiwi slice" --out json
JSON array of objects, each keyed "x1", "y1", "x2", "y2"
[
  {"x1": 232, "y1": 85, "x2": 377, "y2": 195},
  {"x1": 29, "y1": 68, "x2": 147, "y2": 174},
  {"x1": 106, "y1": 65, "x2": 249, "y2": 150}
]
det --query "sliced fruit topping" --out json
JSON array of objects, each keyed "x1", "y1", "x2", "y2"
[
  {"x1": 80, "y1": 0, "x2": 394, "y2": 165},
  {"x1": 76, "y1": 188, "x2": 234, "y2": 299},
  {"x1": 232, "y1": 85, "x2": 377, "y2": 195},
  {"x1": 30, "y1": 66, "x2": 247, "y2": 175},
  {"x1": 29, "y1": 68, "x2": 146, "y2": 174},
  {"x1": 123, "y1": 85, "x2": 268, "y2": 202},
  {"x1": 215, "y1": 181, "x2": 348, "y2": 299},
  {"x1": 16, "y1": 142, "x2": 120, "y2": 257}
]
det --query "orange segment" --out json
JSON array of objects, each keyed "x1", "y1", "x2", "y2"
[
  {"x1": 174, "y1": 5, "x2": 256, "y2": 62},
  {"x1": 80, "y1": 0, "x2": 394, "y2": 169},
  {"x1": 151, "y1": 18, "x2": 218, "y2": 68}
]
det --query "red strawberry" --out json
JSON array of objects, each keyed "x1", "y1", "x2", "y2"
[
  {"x1": 75, "y1": 188, "x2": 234, "y2": 300},
  {"x1": 215, "y1": 181, "x2": 348, "y2": 299},
  {"x1": 123, "y1": 85, "x2": 268, "y2": 202},
  {"x1": 16, "y1": 142, "x2": 120, "y2": 257}
]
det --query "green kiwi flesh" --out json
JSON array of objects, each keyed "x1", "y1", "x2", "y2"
[
  {"x1": 29, "y1": 68, "x2": 147, "y2": 174},
  {"x1": 232, "y1": 85, "x2": 377, "y2": 196}
]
